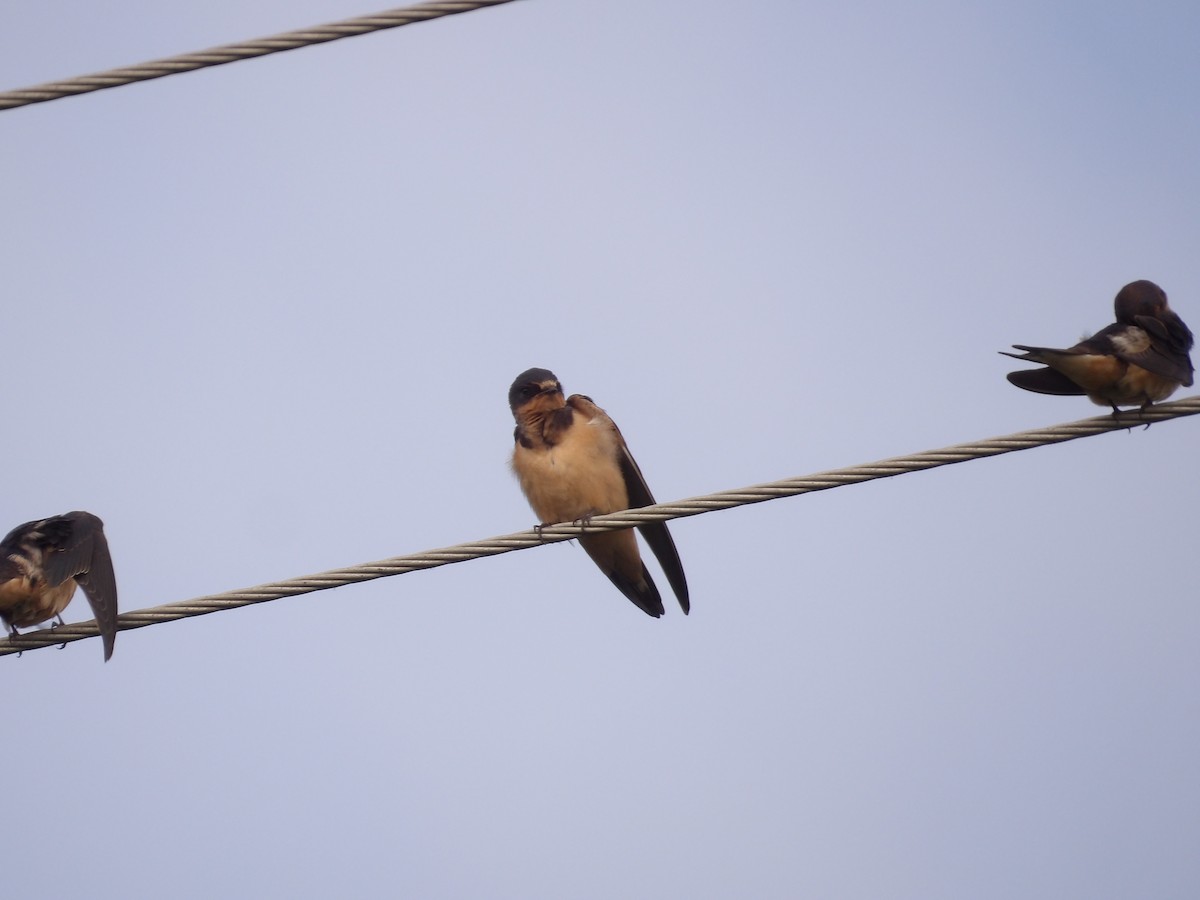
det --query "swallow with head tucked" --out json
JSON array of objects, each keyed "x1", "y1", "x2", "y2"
[
  {"x1": 1002, "y1": 279, "x2": 1194, "y2": 413},
  {"x1": 508, "y1": 368, "x2": 689, "y2": 618},
  {"x1": 0, "y1": 511, "x2": 119, "y2": 661}
]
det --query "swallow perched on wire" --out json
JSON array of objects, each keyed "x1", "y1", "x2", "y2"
[
  {"x1": 508, "y1": 368, "x2": 689, "y2": 618},
  {"x1": 0, "y1": 511, "x2": 119, "y2": 660},
  {"x1": 1002, "y1": 279, "x2": 1194, "y2": 413}
]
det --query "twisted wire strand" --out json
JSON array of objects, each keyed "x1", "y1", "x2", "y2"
[
  {"x1": 5, "y1": 396, "x2": 1198, "y2": 657},
  {"x1": 0, "y1": 0, "x2": 521, "y2": 111}
]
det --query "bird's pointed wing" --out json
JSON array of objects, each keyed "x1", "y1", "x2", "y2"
[
  {"x1": 581, "y1": 538, "x2": 665, "y2": 618},
  {"x1": 43, "y1": 512, "x2": 119, "y2": 661},
  {"x1": 1004, "y1": 367, "x2": 1087, "y2": 395},
  {"x1": 564, "y1": 398, "x2": 691, "y2": 619},
  {"x1": 614, "y1": 433, "x2": 690, "y2": 615},
  {"x1": 567, "y1": 394, "x2": 690, "y2": 614},
  {"x1": 1000, "y1": 331, "x2": 1123, "y2": 397},
  {"x1": 0, "y1": 530, "x2": 25, "y2": 582},
  {"x1": 1129, "y1": 313, "x2": 1195, "y2": 386}
]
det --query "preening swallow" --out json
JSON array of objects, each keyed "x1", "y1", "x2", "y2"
[
  {"x1": 508, "y1": 368, "x2": 689, "y2": 618},
  {"x1": 0, "y1": 511, "x2": 118, "y2": 661},
  {"x1": 1002, "y1": 280, "x2": 1194, "y2": 412}
]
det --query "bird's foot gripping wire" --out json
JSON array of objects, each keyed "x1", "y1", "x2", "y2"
[
  {"x1": 49, "y1": 616, "x2": 67, "y2": 650},
  {"x1": 7, "y1": 624, "x2": 25, "y2": 658}
]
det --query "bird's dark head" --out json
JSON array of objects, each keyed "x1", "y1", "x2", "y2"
[
  {"x1": 1114, "y1": 280, "x2": 1168, "y2": 322},
  {"x1": 1114, "y1": 279, "x2": 1192, "y2": 352},
  {"x1": 508, "y1": 368, "x2": 565, "y2": 418}
]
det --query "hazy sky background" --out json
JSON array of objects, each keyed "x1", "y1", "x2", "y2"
[{"x1": 2, "y1": 2, "x2": 1198, "y2": 897}]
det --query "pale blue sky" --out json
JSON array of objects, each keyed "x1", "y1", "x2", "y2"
[{"x1": 2, "y1": 2, "x2": 1198, "y2": 897}]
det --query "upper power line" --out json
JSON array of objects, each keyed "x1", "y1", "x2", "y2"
[{"x1": 0, "y1": 0, "x2": 522, "y2": 111}]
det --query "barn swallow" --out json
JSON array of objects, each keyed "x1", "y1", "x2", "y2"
[
  {"x1": 508, "y1": 368, "x2": 689, "y2": 618},
  {"x1": 0, "y1": 511, "x2": 118, "y2": 661},
  {"x1": 1002, "y1": 279, "x2": 1194, "y2": 413}
]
